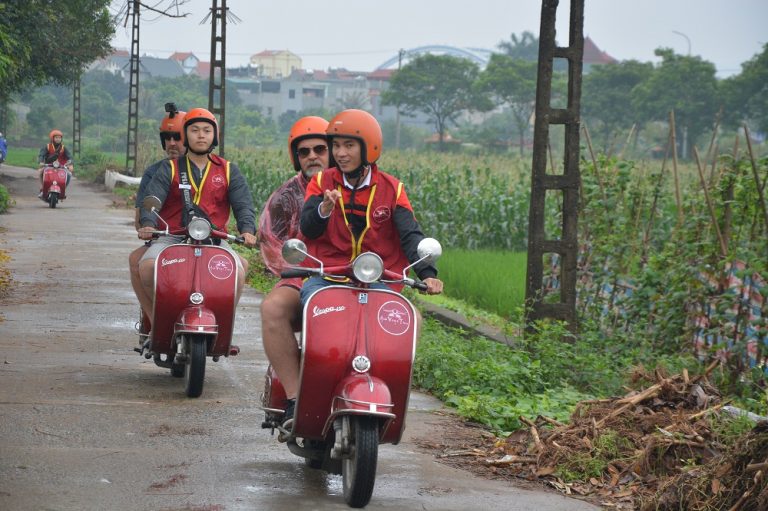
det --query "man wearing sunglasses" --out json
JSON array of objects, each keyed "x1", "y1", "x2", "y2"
[
  {"x1": 128, "y1": 105, "x2": 186, "y2": 331},
  {"x1": 258, "y1": 116, "x2": 329, "y2": 423}
]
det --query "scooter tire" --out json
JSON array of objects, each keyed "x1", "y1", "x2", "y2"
[
  {"x1": 342, "y1": 416, "x2": 379, "y2": 508},
  {"x1": 184, "y1": 335, "x2": 207, "y2": 398},
  {"x1": 48, "y1": 193, "x2": 58, "y2": 208}
]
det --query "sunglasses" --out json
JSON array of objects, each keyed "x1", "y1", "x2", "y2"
[
  {"x1": 297, "y1": 144, "x2": 327, "y2": 158},
  {"x1": 161, "y1": 132, "x2": 182, "y2": 141}
]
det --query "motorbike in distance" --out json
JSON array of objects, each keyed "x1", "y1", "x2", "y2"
[
  {"x1": 136, "y1": 196, "x2": 245, "y2": 397},
  {"x1": 40, "y1": 161, "x2": 68, "y2": 208},
  {"x1": 261, "y1": 237, "x2": 442, "y2": 508}
]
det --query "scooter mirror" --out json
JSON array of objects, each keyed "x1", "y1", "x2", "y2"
[
  {"x1": 142, "y1": 195, "x2": 162, "y2": 212},
  {"x1": 417, "y1": 238, "x2": 442, "y2": 263},
  {"x1": 282, "y1": 238, "x2": 308, "y2": 264}
]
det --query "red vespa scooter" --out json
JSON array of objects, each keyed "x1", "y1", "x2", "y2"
[
  {"x1": 261, "y1": 237, "x2": 442, "y2": 508},
  {"x1": 40, "y1": 162, "x2": 68, "y2": 208},
  {"x1": 135, "y1": 196, "x2": 244, "y2": 398}
]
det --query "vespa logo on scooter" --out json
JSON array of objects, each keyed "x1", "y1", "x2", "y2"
[
  {"x1": 312, "y1": 305, "x2": 346, "y2": 317},
  {"x1": 377, "y1": 301, "x2": 411, "y2": 336}
]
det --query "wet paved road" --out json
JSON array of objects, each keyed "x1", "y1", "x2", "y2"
[{"x1": 0, "y1": 164, "x2": 598, "y2": 510}]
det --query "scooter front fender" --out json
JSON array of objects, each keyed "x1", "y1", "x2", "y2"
[
  {"x1": 322, "y1": 374, "x2": 397, "y2": 441},
  {"x1": 175, "y1": 306, "x2": 218, "y2": 338}
]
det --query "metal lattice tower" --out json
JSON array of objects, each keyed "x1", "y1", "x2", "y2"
[
  {"x1": 125, "y1": 0, "x2": 140, "y2": 175},
  {"x1": 207, "y1": 0, "x2": 227, "y2": 155},
  {"x1": 525, "y1": 0, "x2": 585, "y2": 331},
  {"x1": 72, "y1": 76, "x2": 81, "y2": 159}
]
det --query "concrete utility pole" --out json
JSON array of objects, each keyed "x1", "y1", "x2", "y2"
[
  {"x1": 394, "y1": 48, "x2": 405, "y2": 150},
  {"x1": 206, "y1": 0, "x2": 229, "y2": 155},
  {"x1": 525, "y1": 0, "x2": 585, "y2": 332},
  {"x1": 125, "y1": 0, "x2": 140, "y2": 175},
  {"x1": 72, "y1": 75, "x2": 81, "y2": 159}
]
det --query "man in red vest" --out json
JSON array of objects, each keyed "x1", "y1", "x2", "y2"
[
  {"x1": 285, "y1": 109, "x2": 443, "y2": 427},
  {"x1": 137, "y1": 108, "x2": 257, "y2": 319}
]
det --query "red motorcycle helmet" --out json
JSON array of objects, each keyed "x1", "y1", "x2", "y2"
[
  {"x1": 159, "y1": 109, "x2": 186, "y2": 150},
  {"x1": 182, "y1": 108, "x2": 219, "y2": 151},
  {"x1": 288, "y1": 116, "x2": 329, "y2": 171},
  {"x1": 326, "y1": 109, "x2": 382, "y2": 166},
  {"x1": 49, "y1": 129, "x2": 63, "y2": 144}
]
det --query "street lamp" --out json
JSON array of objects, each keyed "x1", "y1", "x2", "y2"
[{"x1": 672, "y1": 30, "x2": 691, "y2": 56}]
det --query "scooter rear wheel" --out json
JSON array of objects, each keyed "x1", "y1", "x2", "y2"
[
  {"x1": 184, "y1": 335, "x2": 207, "y2": 398},
  {"x1": 342, "y1": 416, "x2": 378, "y2": 508}
]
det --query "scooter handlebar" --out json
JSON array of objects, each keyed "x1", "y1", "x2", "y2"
[{"x1": 280, "y1": 268, "x2": 318, "y2": 279}]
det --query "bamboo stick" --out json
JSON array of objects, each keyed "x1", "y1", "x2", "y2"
[
  {"x1": 581, "y1": 123, "x2": 607, "y2": 202},
  {"x1": 669, "y1": 111, "x2": 684, "y2": 226},
  {"x1": 743, "y1": 124, "x2": 768, "y2": 237},
  {"x1": 693, "y1": 145, "x2": 728, "y2": 258}
]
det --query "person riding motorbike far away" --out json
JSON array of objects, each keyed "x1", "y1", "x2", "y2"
[
  {"x1": 292, "y1": 109, "x2": 443, "y2": 427},
  {"x1": 258, "y1": 116, "x2": 329, "y2": 418},
  {"x1": 137, "y1": 107, "x2": 258, "y2": 332},
  {"x1": 37, "y1": 129, "x2": 73, "y2": 198},
  {"x1": 128, "y1": 104, "x2": 186, "y2": 324},
  {"x1": 0, "y1": 132, "x2": 8, "y2": 164}
]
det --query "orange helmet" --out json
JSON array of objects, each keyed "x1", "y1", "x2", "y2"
[
  {"x1": 159, "y1": 109, "x2": 186, "y2": 149},
  {"x1": 49, "y1": 129, "x2": 63, "y2": 143},
  {"x1": 288, "y1": 116, "x2": 329, "y2": 171},
  {"x1": 326, "y1": 109, "x2": 382, "y2": 165},
  {"x1": 183, "y1": 107, "x2": 219, "y2": 151}
]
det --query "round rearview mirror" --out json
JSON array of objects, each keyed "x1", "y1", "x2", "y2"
[
  {"x1": 417, "y1": 238, "x2": 442, "y2": 263},
  {"x1": 282, "y1": 238, "x2": 308, "y2": 264},
  {"x1": 142, "y1": 195, "x2": 162, "y2": 212}
]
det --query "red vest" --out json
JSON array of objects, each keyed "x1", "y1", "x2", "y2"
[
  {"x1": 305, "y1": 165, "x2": 411, "y2": 275},
  {"x1": 159, "y1": 155, "x2": 232, "y2": 232},
  {"x1": 46, "y1": 144, "x2": 69, "y2": 166}
]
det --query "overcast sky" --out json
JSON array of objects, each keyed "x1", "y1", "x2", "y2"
[{"x1": 109, "y1": 0, "x2": 766, "y2": 78}]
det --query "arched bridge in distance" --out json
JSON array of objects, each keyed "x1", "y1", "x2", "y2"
[{"x1": 375, "y1": 45, "x2": 495, "y2": 70}]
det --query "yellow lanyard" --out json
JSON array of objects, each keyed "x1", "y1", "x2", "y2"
[{"x1": 185, "y1": 157, "x2": 211, "y2": 204}]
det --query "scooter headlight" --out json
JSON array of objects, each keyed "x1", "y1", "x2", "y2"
[
  {"x1": 188, "y1": 217, "x2": 211, "y2": 241},
  {"x1": 190, "y1": 292, "x2": 204, "y2": 304},
  {"x1": 352, "y1": 252, "x2": 383, "y2": 283}
]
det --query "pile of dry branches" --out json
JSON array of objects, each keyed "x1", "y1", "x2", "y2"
[{"x1": 428, "y1": 364, "x2": 767, "y2": 510}]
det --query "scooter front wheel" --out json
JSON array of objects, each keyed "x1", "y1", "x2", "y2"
[
  {"x1": 342, "y1": 416, "x2": 379, "y2": 508},
  {"x1": 184, "y1": 335, "x2": 207, "y2": 398},
  {"x1": 48, "y1": 192, "x2": 58, "y2": 208}
]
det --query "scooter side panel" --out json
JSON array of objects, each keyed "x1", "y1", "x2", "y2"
[
  {"x1": 294, "y1": 286, "x2": 417, "y2": 443},
  {"x1": 152, "y1": 245, "x2": 237, "y2": 356}
]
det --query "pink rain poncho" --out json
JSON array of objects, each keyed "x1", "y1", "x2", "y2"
[{"x1": 257, "y1": 174, "x2": 308, "y2": 275}]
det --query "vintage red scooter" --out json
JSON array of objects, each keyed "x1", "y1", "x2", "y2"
[
  {"x1": 135, "y1": 196, "x2": 244, "y2": 398},
  {"x1": 40, "y1": 162, "x2": 68, "y2": 208},
  {"x1": 261, "y1": 237, "x2": 442, "y2": 508}
]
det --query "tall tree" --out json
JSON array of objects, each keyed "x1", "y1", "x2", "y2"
[
  {"x1": 477, "y1": 53, "x2": 538, "y2": 155},
  {"x1": 382, "y1": 54, "x2": 491, "y2": 149},
  {"x1": 631, "y1": 49, "x2": 719, "y2": 157},
  {"x1": 582, "y1": 60, "x2": 654, "y2": 142},
  {"x1": 497, "y1": 31, "x2": 539, "y2": 61},
  {"x1": 720, "y1": 43, "x2": 768, "y2": 133},
  {"x1": 0, "y1": 0, "x2": 114, "y2": 95}
]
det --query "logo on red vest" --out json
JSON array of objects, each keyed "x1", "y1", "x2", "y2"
[
  {"x1": 377, "y1": 301, "x2": 411, "y2": 336},
  {"x1": 211, "y1": 174, "x2": 226, "y2": 188},
  {"x1": 372, "y1": 206, "x2": 391, "y2": 223},
  {"x1": 208, "y1": 254, "x2": 234, "y2": 280}
]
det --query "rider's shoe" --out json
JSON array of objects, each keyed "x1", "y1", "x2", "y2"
[
  {"x1": 37, "y1": 191, "x2": 43, "y2": 200},
  {"x1": 282, "y1": 398, "x2": 296, "y2": 430}
]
